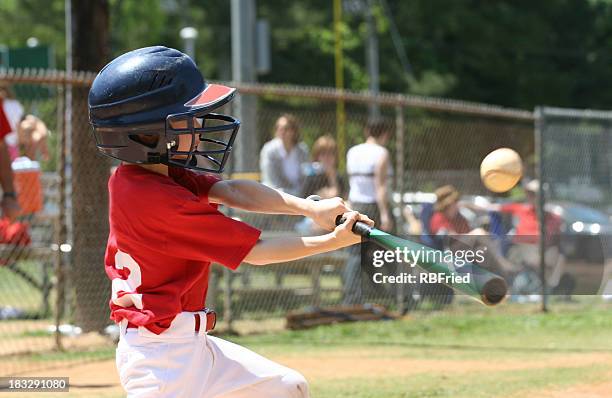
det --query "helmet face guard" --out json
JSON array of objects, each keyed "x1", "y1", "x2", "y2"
[{"x1": 166, "y1": 111, "x2": 240, "y2": 173}]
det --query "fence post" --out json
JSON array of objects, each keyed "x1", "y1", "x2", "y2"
[
  {"x1": 333, "y1": 0, "x2": 346, "y2": 171},
  {"x1": 54, "y1": 84, "x2": 67, "y2": 350},
  {"x1": 534, "y1": 107, "x2": 548, "y2": 312},
  {"x1": 394, "y1": 102, "x2": 405, "y2": 313},
  {"x1": 231, "y1": 0, "x2": 259, "y2": 173}
]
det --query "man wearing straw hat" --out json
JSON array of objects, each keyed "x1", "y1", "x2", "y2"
[{"x1": 430, "y1": 184, "x2": 518, "y2": 280}]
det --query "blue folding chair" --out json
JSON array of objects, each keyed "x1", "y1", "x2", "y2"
[{"x1": 420, "y1": 202, "x2": 444, "y2": 250}]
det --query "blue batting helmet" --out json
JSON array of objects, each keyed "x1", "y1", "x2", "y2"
[{"x1": 88, "y1": 46, "x2": 239, "y2": 173}]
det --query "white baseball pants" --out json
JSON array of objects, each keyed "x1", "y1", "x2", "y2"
[{"x1": 116, "y1": 312, "x2": 309, "y2": 398}]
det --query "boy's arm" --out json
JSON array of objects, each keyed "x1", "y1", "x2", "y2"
[
  {"x1": 244, "y1": 211, "x2": 369, "y2": 265},
  {"x1": 459, "y1": 200, "x2": 502, "y2": 212},
  {"x1": 209, "y1": 179, "x2": 361, "y2": 231}
]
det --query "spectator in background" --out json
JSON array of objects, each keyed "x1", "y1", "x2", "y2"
[
  {"x1": 491, "y1": 179, "x2": 567, "y2": 295},
  {"x1": 430, "y1": 184, "x2": 519, "y2": 280},
  {"x1": 0, "y1": 83, "x2": 24, "y2": 161},
  {"x1": 302, "y1": 135, "x2": 347, "y2": 200},
  {"x1": 260, "y1": 114, "x2": 309, "y2": 196},
  {"x1": 346, "y1": 120, "x2": 393, "y2": 231},
  {"x1": 462, "y1": 179, "x2": 562, "y2": 244},
  {"x1": 0, "y1": 83, "x2": 22, "y2": 219},
  {"x1": 430, "y1": 185, "x2": 471, "y2": 235},
  {"x1": 498, "y1": 179, "x2": 561, "y2": 244},
  {"x1": 295, "y1": 135, "x2": 347, "y2": 234},
  {"x1": 18, "y1": 114, "x2": 50, "y2": 162},
  {"x1": 342, "y1": 120, "x2": 393, "y2": 305}
]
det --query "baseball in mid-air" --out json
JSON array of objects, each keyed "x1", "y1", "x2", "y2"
[{"x1": 480, "y1": 147, "x2": 523, "y2": 193}]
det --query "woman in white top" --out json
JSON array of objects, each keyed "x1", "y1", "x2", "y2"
[
  {"x1": 346, "y1": 120, "x2": 393, "y2": 231},
  {"x1": 343, "y1": 120, "x2": 393, "y2": 305}
]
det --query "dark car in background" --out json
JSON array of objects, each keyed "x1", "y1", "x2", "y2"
[{"x1": 548, "y1": 202, "x2": 612, "y2": 263}]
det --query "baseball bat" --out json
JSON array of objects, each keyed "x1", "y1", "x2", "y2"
[{"x1": 308, "y1": 196, "x2": 507, "y2": 305}]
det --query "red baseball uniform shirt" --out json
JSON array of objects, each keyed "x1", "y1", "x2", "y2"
[{"x1": 105, "y1": 164, "x2": 261, "y2": 334}]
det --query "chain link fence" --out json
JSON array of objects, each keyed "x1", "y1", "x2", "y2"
[
  {"x1": 0, "y1": 70, "x2": 114, "y2": 376},
  {"x1": 215, "y1": 84, "x2": 536, "y2": 329},
  {"x1": 536, "y1": 107, "x2": 612, "y2": 308},
  {"x1": 1, "y1": 70, "x2": 607, "y2": 376}
]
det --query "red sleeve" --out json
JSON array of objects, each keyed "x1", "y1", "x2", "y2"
[
  {"x1": 429, "y1": 212, "x2": 445, "y2": 234},
  {"x1": 195, "y1": 173, "x2": 222, "y2": 201},
  {"x1": 500, "y1": 203, "x2": 520, "y2": 214},
  {"x1": 0, "y1": 101, "x2": 11, "y2": 140},
  {"x1": 164, "y1": 200, "x2": 261, "y2": 270}
]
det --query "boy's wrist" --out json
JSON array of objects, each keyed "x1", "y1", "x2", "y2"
[
  {"x1": 301, "y1": 198, "x2": 316, "y2": 218},
  {"x1": 327, "y1": 230, "x2": 356, "y2": 249},
  {"x1": 325, "y1": 231, "x2": 343, "y2": 250}
]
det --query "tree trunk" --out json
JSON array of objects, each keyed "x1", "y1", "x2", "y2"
[{"x1": 70, "y1": 0, "x2": 111, "y2": 332}]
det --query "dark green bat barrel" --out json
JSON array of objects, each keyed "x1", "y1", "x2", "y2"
[{"x1": 336, "y1": 216, "x2": 507, "y2": 306}]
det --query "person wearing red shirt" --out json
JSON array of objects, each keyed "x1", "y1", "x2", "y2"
[
  {"x1": 429, "y1": 185, "x2": 471, "y2": 235},
  {"x1": 429, "y1": 185, "x2": 518, "y2": 279},
  {"x1": 498, "y1": 180, "x2": 566, "y2": 291},
  {"x1": 499, "y1": 180, "x2": 562, "y2": 244},
  {"x1": 0, "y1": 84, "x2": 21, "y2": 220},
  {"x1": 90, "y1": 47, "x2": 372, "y2": 398}
]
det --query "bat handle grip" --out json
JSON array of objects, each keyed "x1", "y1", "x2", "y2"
[
  {"x1": 306, "y1": 195, "x2": 372, "y2": 237},
  {"x1": 334, "y1": 215, "x2": 372, "y2": 237}
]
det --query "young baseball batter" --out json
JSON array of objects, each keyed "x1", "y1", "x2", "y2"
[{"x1": 88, "y1": 46, "x2": 372, "y2": 398}]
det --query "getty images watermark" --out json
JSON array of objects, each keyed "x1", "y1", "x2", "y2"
[
  {"x1": 361, "y1": 232, "x2": 611, "y2": 297},
  {"x1": 370, "y1": 247, "x2": 487, "y2": 284}
]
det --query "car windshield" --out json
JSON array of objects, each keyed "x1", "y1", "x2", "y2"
[{"x1": 562, "y1": 205, "x2": 610, "y2": 224}]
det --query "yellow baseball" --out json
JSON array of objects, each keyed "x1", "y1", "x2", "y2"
[{"x1": 480, "y1": 148, "x2": 523, "y2": 193}]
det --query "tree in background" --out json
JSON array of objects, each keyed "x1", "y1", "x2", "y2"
[
  {"x1": 4, "y1": 0, "x2": 612, "y2": 109},
  {"x1": 71, "y1": 0, "x2": 111, "y2": 333}
]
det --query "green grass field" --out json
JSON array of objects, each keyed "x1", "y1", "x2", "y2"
[
  {"x1": 225, "y1": 301, "x2": 612, "y2": 398},
  {"x1": 0, "y1": 260, "x2": 50, "y2": 313},
  {"x1": 5, "y1": 300, "x2": 612, "y2": 397}
]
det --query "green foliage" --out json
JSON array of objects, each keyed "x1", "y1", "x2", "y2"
[
  {"x1": 3, "y1": 1, "x2": 612, "y2": 108},
  {"x1": 0, "y1": 0, "x2": 66, "y2": 67},
  {"x1": 408, "y1": 71, "x2": 457, "y2": 97}
]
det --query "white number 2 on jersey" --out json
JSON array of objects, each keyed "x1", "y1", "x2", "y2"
[{"x1": 111, "y1": 250, "x2": 144, "y2": 309}]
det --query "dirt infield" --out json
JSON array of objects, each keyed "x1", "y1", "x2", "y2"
[
  {"x1": 278, "y1": 350, "x2": 612, "y2": 380},
  {"x1": 12, "y1": 346, "x2": 612, "y2": 398},
  {"x1": 12, "y1": 360, "x2": 121, "y2": 398}
]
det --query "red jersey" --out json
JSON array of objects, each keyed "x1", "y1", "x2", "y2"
[
  {"x1": 430, "y1": 211, "x2": 470, "y2": 234},
  {"x1": 500, "y1": 203, "x2": 561, "y2": 244},
  {"x1": 105, "y1": 164, "x2": 261, "y2": 334}
]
